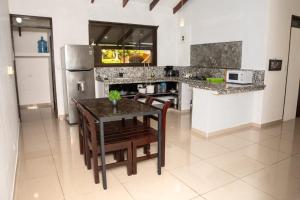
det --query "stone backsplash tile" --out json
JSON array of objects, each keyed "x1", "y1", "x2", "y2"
[
  {"x1": 95, "y1": 66, "x2": 265, "y2": 84},
  {"x1": 191, "y1": 41, "x2": 242, "y2": 69}
]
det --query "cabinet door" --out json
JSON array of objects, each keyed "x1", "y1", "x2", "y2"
[
  {"x1": 95, "y1": 80, "x2": 106, "y2": 98},
  {"x1": 180, "y1": 83, "x2": 193, "y2": 111}
]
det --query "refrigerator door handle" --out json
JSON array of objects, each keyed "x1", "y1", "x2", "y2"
[{"x1": 77, "y1": 81, "x2": 85, "y2": 92}]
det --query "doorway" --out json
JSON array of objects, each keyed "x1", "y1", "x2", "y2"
[
  {"x1": 10, "y1": 14, "x2": 57, "y2": 119},
  {"x1": 283, "y1": 15, "x2": 300, "y2": 121}
]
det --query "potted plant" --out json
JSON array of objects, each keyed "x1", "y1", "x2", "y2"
[{"x1": 108, "y1": 90, "x2": 122, "y2": 106}]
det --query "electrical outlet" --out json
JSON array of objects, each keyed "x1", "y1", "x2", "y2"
[{"x1": 7, "y1": 66, "x2": 14, "y2": 75}]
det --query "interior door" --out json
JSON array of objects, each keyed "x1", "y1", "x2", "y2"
[{"x1": 283, "y1": 28, "x2": 300, "y2": 121}]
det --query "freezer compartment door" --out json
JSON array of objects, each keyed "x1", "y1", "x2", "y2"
[
  {"x1": 65, "y1": 70, "x2": 95, "y2": 124},
  {"x1": 62, "y1": 45, "x2": 94, "y2": 70}
]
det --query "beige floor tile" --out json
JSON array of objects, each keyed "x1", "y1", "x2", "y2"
[
  {"x1": 164, "y1": 143, "x2": 202, "y2": 170},
  {"x1": 58, "y1": 167, "x2": 121, "y2": 196},
  {"x1": 207, "y1": 152, "x2": 265, "y2": 177},
  {"x1": 18, "y1": 136, "x2": 52, "y2": 160},
  {"x1": 242, "y1": 163, "x2": 300, "y2": 200},
  {"x1": 233, "y1": 129, "x2": 276, "y2": 143},
  {"x1": 167, "y1": 133, "x2": 205, "y2": 150},
  {"x1": 14, "y1": 108, "x2": 300, "y2": 200},
  {"x1": 65, "y1": 185, "x2": 134, "y2": 200},
  {"x1": 268, "y1": 154, "x2": 300, "y2": 179},
  {"x1": 237, "y1": 144, "x2": 290, "y2": 165},
  {"x1": 188, "y1": 140, "x2": 230, "y2": 159},
  {"x1": 203, "y1": 180, "x2": 275, "y2": 200},
  {"x1": 123, "y1": 172, "x2": 198, "y2": 200},
  {"x1": 209, "y1": 135, "x2": 254, "y2": 151},
  {"x1": 53, "y1": 151, "x2": 87, "y2": 173},
  {"x1": 14, "y1": 175, "x2": 64, "y2": 200},
  {"x1": 191, "y1": 196, "x2": 206, "y2": 200},
  {"x1": 259, "y1": 137, "x2": 300, "y2": 155},
  {"x1": 49, "y1": 136, "x2": 81, "y2": 156},
  {"x1": 18, "y1": 156, "x2": 57, "y2": 181},
  {"x1": 170, "y1": 161, "x2": 236, "y2": 194},
  {"x1": 111, "y1": 159, "x2": 166, "y2": 183}
]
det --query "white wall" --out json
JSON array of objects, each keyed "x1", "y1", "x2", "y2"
[
  {"x1": 261, "y1": 0, "x2": 300, "y2": 123},
  {"x1": 0, "y1": 0, "x2": 20, "y2": 199},
  {"x1": 178, "y1": 0, "x2": 269, "y2": 69},
  {"x1": 13, "y1": 30, "x2": 52, "y2": 105},
  {"x1": 9, "y1": 0, "x2": 180, "y2": 115}
]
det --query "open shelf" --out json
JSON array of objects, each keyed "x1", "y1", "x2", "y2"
[
  {"x1": 15, "y1": 52, "x2": 51, "y2": 58},
  {"x1": 121, "y1": 92, "x2": 178, "y2": 98}
]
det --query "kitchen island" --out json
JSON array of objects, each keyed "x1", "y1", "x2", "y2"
[
  {"x1": 191, "y1": 86, "x2": 265, "y2": 137},
  {"x1": 96, "y1": 76, "x2": 265, "y2": 134}
]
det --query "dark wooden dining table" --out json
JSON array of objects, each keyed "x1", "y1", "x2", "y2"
[{"x1": 76, "y1": 97, "x2": 162, "y2": 189}]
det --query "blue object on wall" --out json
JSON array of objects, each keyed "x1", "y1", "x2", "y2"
[{"x1": 38, "y1": 36, "x2": 48, "y2": 53}]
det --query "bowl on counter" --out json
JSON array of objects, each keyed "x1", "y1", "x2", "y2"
[
  {"x1": 138, "y1": 88, "x2": 147, "y2": 94},
  {"x1": 169, "y1": 89, "x2": 177, "y2": 94},
  {"x1": 206, "y1": 78, "x2": 225, "y2": 84},
  {"x1": 120, "y1": 90, "x2": 128, "y2": 96}
]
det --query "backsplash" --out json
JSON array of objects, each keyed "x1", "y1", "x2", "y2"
[
  {"x1": 191, "y1": 41, "x2": 242, "y2": 69},
  {"x1": 96, "y1": 66, "x2": 187, "y2": 79},
  {"x1": 95, "y1": 66, "x2": 265, "y2": 85}
]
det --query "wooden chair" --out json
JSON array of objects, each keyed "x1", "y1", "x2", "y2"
[
  {"x1": 131, "y1": 98, "x2": 170, "y2": 174},
  {"x1": 73, "y1": 98, "x2": 85, "y2": 155},
  {"x1": 80, "y1": 104, "x2": 133, "y2": 185}
]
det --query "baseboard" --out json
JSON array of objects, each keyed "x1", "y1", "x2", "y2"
[
  {"x1": 20, "y1": 103, "x2": 52, "y2": 110},
  {"x1": 179, "y1": 109, "x2": 191, "y2": 114},
  {"x1": 251, "y1": 119, "x2": 282, "y2": 128},
  {"x1": 11, "y1": 123, "x2": 20, "y2": 200},
  {"x1": 192, "y1": 123, "x2": 254, "y2": 138},
  {"x1": 58, "y1": 115, "x2": 66, "y2": 121}
]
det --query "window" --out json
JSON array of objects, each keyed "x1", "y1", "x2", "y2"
[{"x1": 89, "y1": 21, "x2": 157, "y2": 67}]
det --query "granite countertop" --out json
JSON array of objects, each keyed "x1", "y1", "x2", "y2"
[{"x1": 96, "y1": 76, "x2": 265, "y2": 95}]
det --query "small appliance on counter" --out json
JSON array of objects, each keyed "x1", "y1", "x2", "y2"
[
  {"x1": 226, "y1": 70, "x2": 253, "y2": 84},
  {"x1": 146, "y1": 85, "x2": 155, "y2": 94},
  {"x1": 137, "y1": 84, "x2": 146, "y2": 94},
  {"x1": 164, "y1": 66, "x2": 179, "y2": 77}
]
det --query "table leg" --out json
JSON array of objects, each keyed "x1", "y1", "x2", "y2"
[
  {"x1": 157, "y1": 112, "x2": 162, "y2": 175},
  {"x1": 99, "y1": 121, "x2": 107, "y2": 189}
]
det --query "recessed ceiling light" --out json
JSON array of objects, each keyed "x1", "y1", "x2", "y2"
[
  {"x1": 104, "y1": 36, "x2": 108, "y2": 39},
  {"x1": 16, "y1": 17, "x2": 22, "y2": 24}
]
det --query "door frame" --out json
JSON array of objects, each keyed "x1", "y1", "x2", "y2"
[
  {"x1": 9, "y1": 14, "x2": 58, "y2": 118},
  {"x1": 282, "y1": 15, "x2": 300, "y2": 119}
]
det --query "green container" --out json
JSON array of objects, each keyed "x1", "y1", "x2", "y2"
[{"x1": 206, "y1": 78, "x2": 225, "y2": 83}]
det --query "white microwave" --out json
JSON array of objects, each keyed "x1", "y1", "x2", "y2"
[{"x1": 226, "y1": 70, "x2": 253, "y2": 84}]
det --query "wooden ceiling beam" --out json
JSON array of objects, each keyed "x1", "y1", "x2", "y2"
[
  {"x1": 150, "y1": 0, "x2": 160, "y2": 11},
  {"x1": 117, "y1": 28, "x2": 134, "y2": 44},
  {"x1": 173, "y1": 0, "x2": 189, "y2": 14},
  {"x1": 123, "y1": 0, "x2": 129, "y2": 7},
  {"x1": 95, "y1": 26, "x2": 111, "y2": 44}
]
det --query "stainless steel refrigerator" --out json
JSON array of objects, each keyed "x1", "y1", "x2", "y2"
[{"x1": 61, "y1": 45, "x2": 95, "y2": 124}]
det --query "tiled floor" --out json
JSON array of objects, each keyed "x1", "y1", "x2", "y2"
[{"x1": 14, "y1": 108, "x2": 300, "y2": 200}]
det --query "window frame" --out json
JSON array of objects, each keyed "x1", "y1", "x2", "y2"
[{"x1": 89, "y1": 20, "x2": 158, "y2": 67}]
